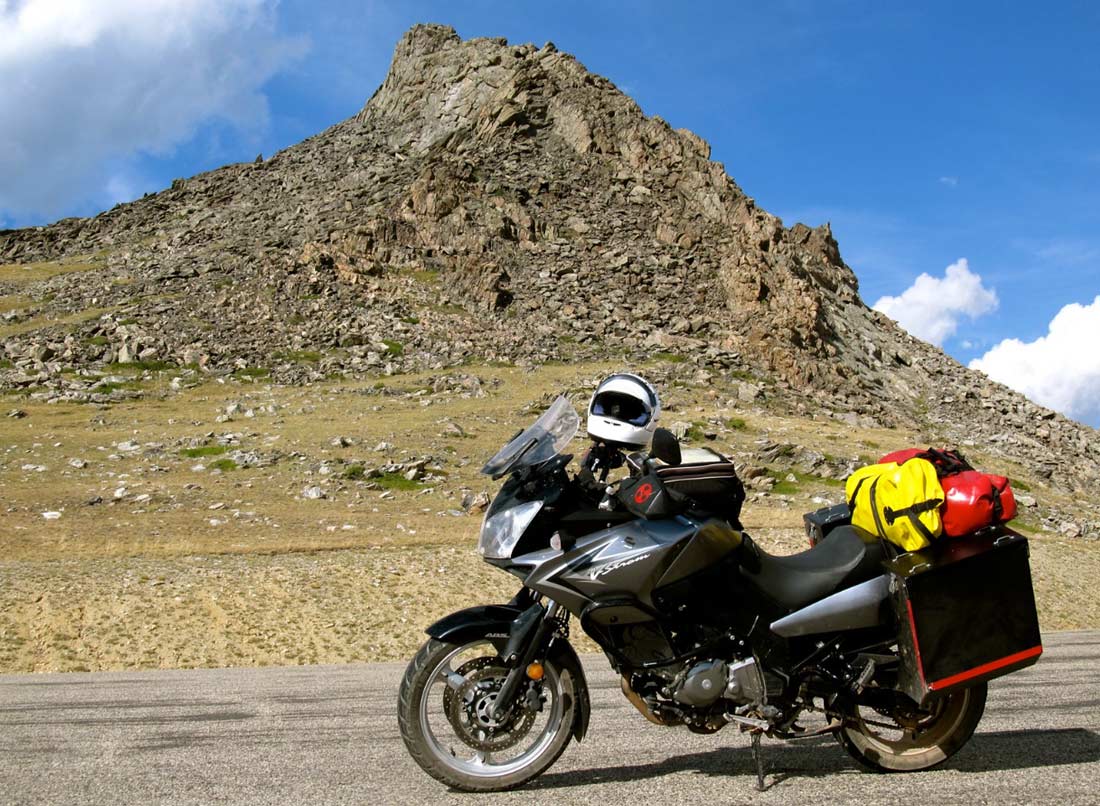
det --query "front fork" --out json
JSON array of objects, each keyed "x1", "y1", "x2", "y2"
[{"x1": 490, "y1": 600, "x2": 564, "y2": 720}]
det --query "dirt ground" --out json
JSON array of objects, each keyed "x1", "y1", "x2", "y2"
[{"x1": 1, "y1": 362, "x2": 1096, "y2": 673}]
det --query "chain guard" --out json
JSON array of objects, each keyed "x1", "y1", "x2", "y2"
[{"x1": 442, "y1": 657, "x2": 537, "y2": 752}]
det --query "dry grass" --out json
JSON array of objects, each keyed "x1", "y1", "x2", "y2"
[
  {"x1": 0, "y1": 254, "x2": 107, "y2": 284},
  {"x1": 0, "y1": 361, "x2": 1096, "y2": 673},
  {"x1": 0, "y1": 294, "x2": 33, "y2": 314},
  {"x1": 0, "y1": 305, "x2": 117, "y2": 340}
]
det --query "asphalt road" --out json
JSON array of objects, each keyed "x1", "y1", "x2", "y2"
[{"x1": 1, "y1": 631, "x2": 1097, "y2": 805}]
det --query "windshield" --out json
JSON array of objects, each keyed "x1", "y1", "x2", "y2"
[{"x1": 480, "y1": 396, "x2": 580, "y2": 478}]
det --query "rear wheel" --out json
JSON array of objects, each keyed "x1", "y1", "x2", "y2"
[
  {"x1": 836, "y1": 683, "x2": 987, "y2": 772},
  {"x1": 397, "y1": 637, "x2": 576, "y2": 792}
]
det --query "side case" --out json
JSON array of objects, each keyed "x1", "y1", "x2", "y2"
[{"x1": 890, "y1": 528, "x2": 1042, "y2": 705}]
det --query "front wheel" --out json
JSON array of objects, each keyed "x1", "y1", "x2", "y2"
[
  {"x1": 836, "y1": 683, "x2": 987, "y2": 772},
  {"x1": 397, "y1": 637, "x2": 577, "y2": 792}
]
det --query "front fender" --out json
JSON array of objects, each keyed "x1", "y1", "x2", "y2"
[
  {"x1": 424, "y1": 603, "x2": 592, "y2": 743},
  {"x1": 425, "y1": 604, "x2": 524, "y2": 649}
]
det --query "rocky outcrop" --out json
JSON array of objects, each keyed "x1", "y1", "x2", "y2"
[{"x1": 0, "y1": 23, "x2": 1097, "y2": 498}]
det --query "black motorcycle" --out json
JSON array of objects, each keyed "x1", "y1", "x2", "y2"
[{"x1": 397, "y1": 396, "x2": 1043, "y2": 791}]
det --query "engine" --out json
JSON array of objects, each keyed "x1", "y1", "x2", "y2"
[
  {"x1": 621, "y1": 654, "x2": 771, "y2": 734},
  {"x1": 670, "y1": 658, "x2": 765, "y2": 708}
]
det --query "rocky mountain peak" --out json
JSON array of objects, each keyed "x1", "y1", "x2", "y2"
[
  {"x1": 357, "y1": 24, "x2": 864, "y2": 382},
  {"x1": 0, "y1": 24, "x2": 1096, "y2": 505}
]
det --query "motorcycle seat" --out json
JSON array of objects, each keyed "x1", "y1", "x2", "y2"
[{"x1": 740, "y1": 526, "x2": 881, "y2": 612}]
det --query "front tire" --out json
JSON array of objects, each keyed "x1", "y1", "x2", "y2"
[
  {"x1": 397, "y1": 637, "x2": 576, "y2": 792},
  {"x1": 836, "y1": 683, "x2": 987, "y2": 772}
]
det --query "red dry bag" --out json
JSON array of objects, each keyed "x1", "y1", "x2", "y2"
[
  {"x1": 880, "y1": 447, "x2": 972, "y2": 476},
  {"x1": 940, "y1": 471, "x2": 1018, "y2": 537}
]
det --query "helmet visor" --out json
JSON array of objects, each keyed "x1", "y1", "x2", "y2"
[{"x1": 591, "y1": 391, "x2": 651, "y2": 426}]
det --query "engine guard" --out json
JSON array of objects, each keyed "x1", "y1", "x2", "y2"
[{"x1": 425, "y1": 603, "x2": 591, "y2": 741}]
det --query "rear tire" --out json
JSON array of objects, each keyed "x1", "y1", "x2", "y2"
[
  {"x1": 397, "y1": 637, "x2": 576, "y2": 792},
  {"x1": 836, "y1": 683, "x2": 987, "y2": 772}
]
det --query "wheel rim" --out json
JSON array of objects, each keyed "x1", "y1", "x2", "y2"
[
  {"x1": 417, "y1": 640, "x2": 567, "y2": 779},
  {"x1": 848, "y1": 688, "x2": 971, "y2": 759}
]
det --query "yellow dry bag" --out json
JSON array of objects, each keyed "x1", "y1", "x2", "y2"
[{"x1": 845, "y1": 458, "x2": 944, "y2": 551}]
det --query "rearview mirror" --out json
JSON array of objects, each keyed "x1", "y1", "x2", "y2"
[{"x1": 650, "y1": 428, "x2": 682, "y2": 466}]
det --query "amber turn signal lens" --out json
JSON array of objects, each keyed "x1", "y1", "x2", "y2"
[{"x1": 526, "y1": 662, "x2": 544, "y2": 680}]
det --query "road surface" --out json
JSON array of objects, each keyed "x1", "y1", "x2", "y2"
[{"x1": 1, "y1": 631, "x2": 1097, "y2": 805}]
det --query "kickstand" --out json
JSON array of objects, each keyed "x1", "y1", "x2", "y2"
[{"x1": 750, "y1": 730, "x2": 766, "y2": 792}]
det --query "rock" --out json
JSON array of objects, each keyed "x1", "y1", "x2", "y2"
[
  {"x1": 6, "y1": 409, "x2": 27, "y2": 419},
  {"x1": 1058, "y1": 521, "x2": 1082, "y2": 539},
  {"x1": 669, "y1": 421, "x2": 692, "y2": 439},
  {"x1": 748, "y1": 475, "x2": 777, "y2": 491},
  {"x1": 68, "y1": 458, "x2": 88, "y2": 469},
  {"x1": 41, "y1": 511, "x2": 62, "y2": 520},
  {"x1": 462, "y1": 491, "x2": 491, "y2": 513},
  {"x1": 302, "y1": 485, "x2": 326, "y2": 500},
  {"x1": 735, "y1": 382, "x2": 764, "y2": 403}
]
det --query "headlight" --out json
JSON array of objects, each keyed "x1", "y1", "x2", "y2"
[{"x1": 478, "y1": 501, "x2": 544, "y2": 559}]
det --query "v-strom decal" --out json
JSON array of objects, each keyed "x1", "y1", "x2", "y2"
[{"x1": 584, "y1": 546, "x2": 654, "y2": 582}]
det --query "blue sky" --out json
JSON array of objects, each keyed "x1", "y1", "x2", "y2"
[{"x1": 2, "y1": 1, "x2": 1098, "y2": 424}]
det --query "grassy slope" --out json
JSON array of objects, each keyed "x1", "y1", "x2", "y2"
[{"x1": 1, "y1": 362, "x2": 1096, "y2": 673}]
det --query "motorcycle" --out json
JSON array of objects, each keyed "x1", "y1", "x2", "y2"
[{"x1": 397, "y1": 395, "x2": 1042, "y2": 791}]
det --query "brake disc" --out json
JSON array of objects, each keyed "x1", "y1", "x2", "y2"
[{"x1": 442, "y1": 657, "x2": 537, "y2": 752}]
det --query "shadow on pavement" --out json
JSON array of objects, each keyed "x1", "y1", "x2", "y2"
[
  {"x1": 953, "y1": 728, "x2": 1100, "y2": 772},
  {"x1": 532, "y1": 737, "x2": 849, "y2": 790},
  {"x1": 532, "y1": 728, "x2": 1100, "y2": 791}
]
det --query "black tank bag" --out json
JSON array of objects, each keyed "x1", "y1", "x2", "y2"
[{"x1": 618, "y1": 453, "x2": 745, "y2": 528}]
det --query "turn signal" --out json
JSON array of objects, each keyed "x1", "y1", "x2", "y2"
[{"x1": 526, "y1": 662, "x2": 544, "y2": 680}]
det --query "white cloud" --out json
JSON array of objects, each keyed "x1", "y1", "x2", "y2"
[
  {"x1": 0, "y1": 0, "x2": 307, "y2": 219},
  {"x1": 873, "y1": 258, "x2": 999, "y2": 346},
  {"x1": 938, "y1": 176, "x2": 959, "y2": 187},
  {"x1": 970, "y1": 296, "x2": 1100, "y2": 427}
]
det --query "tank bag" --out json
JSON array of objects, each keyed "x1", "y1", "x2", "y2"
[{"x1": 845, "y1": 459, "x2": 944, "y2": 551}]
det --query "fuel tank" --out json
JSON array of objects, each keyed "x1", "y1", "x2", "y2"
[
  {"x1": 514, "y1": 517, "x2": 745, "y2": 620},
  {"x1": 512, "y1": 517, "x2": 696, "y2": 616}
]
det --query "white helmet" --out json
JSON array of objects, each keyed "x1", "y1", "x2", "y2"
[{"x1": 587, "y1": 373, "x2": 660, "y2": 448}]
